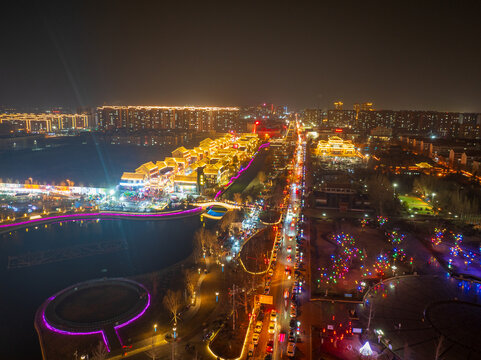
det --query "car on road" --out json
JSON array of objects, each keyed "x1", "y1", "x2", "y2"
[
  {"x1": 268, "y1": 268, "x2": 274, "y2": 276},
  {"x1": 287, "y1": 342, "x2": 296, "y2": 357},
  {"x1": 248, "y1": 343, "x2": 254, "y2": 357},
  {"x1": 268, "y1": 322, "x2": 276, "y2": 334},
  {"x1": 272, "y1": 252, "x2": 277, "y2": 261},
  {"x1": 286, "y1": 255, "x2": 292, "y2": 262},
  {"x1": 290, "y1": 307, "x2": 297, "y2": 318},
  {"x1": 270, "y1": 309, "x2": 277, "y2": 322},
  {"x1": 255, "y1": 321, "x2": 263, "y2": 333},
  {"x1": 253, "y1": 333, "x2": 260, "y2": 345},
  {"x1": 266, "y1": 340, "x2": 274, "y2": 353},
  {"x1": 288, "y1": 330, "x2": 296, "y2": 343},
  {"x1": 286, "y1": 245, "x2": 292, "y2": 253},
  {"x1": 284, "y1": 289, "x2": 290, "y2": 299},
  {"x1": 264, "y1": 285, "x2": 270, "y2": 294}
]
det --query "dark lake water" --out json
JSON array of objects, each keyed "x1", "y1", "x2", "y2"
[
  {"x1": 0, "y1": 140, "x2": 173, "y2": 187},
  {"x1": 0, "y1": 217, "x2": 200, "y2": 359}
]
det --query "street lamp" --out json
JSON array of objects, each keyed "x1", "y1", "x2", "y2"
[
  {"x1": 391, "y1": 265, "x2": 397, "y2": 276},
  {"x1": 215, "y1": 291, "x2": 219, "y2": 302},
  {"x1": 393, "y1": 183, "x2": 398, "y2": 195},
  {"x1": 152, "y1": 324, "x2": 158, "y2": 360},
  {"x1": 221, "y1": 263, "x2": 224, "y2": 272}
]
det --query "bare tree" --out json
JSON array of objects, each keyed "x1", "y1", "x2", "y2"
[
  {"x1": 233, "y1": 192, "x2": 243, "y2": 204},
  {"x1": 257, "y1": 171, "x2": 267, "y2": 184},
  {"x1": 435, "y1": 335, "x2": 444, "y2": 360},
  {"x1": 91, "y1": 342, "x2": 108, "y2": 360},
  {"x1": 219, "y1": 210, "x2": 236, "y2": 233},
  {"x1": 184, "y1": 269, "x2": 197, "y2": 298},
  {"x1": 367, "y1": 174, "x2": 395, "y2": 215},
  {"x1": 163, "y1": 289, "x2": 182, "y2": 324}
]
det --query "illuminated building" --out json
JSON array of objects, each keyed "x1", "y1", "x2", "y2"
[
  {"x1": 120, "y1": 172, "x2": 147, "y2": 187},
  {"x1": 303, "y1": 108, "x2": 326, "y2": 126},
  {"x1": 0, "y1": 113, "x2": 91, "y2": 133},
  {"x1": 316, "y1": 136, "x2": 357, "y2": 156},
  {"x1": 120, "y1": 133, "x2": 260, "y2": 193},
  {"x1": 318, "y1": 103, "x2": 480, "y2": 139},
  {"x1": 96, "y1": 105, "x2": 240, "y2": 132},
  {"x1": 327, "y1": 109, "x2": 356, "y2": 127}
]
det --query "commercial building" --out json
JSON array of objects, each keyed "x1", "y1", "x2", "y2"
[
  {"x1": 120, "y1": 133, "x2": 260, "y2": 194},
  {"x1": 316, "y1": 136, "x2": 357, "y2": 156},
  {"x1": 96, "y1": 106, "x2": 241, "y2": 132}
]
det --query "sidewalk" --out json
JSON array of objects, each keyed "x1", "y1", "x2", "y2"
[{"x1": 107, "y1": 257, "x2": 224, "y2": 360}]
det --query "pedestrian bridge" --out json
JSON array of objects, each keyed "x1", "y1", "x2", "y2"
[{"x1": 192, "y1": 201, "x2": 241, "y2": 210}]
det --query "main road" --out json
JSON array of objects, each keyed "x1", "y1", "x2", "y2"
[{"x1": 252, "y1": 126, "x2": 306, "y2": 359}]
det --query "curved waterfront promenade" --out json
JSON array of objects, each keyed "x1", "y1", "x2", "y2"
[{"x1": 0, "y1": 206, "x2": 203, "y2": 234}]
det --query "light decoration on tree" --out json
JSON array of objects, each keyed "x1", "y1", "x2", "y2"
[
  {"x1": 431, "y1": 227, "x2": 445, "y2": 246},
  {"x1": 377, "y1": 216, "x2": 388, "y2": 226}
]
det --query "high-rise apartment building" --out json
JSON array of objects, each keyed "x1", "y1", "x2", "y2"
[
  {"x1": 96, "y1": 106, "x2": 241, "y2": 132},
  {"x1": 0, "y1": 113, "x2": 91, "y2": 133},
  {"x1": 317, "y1": 106, "x2": 480, "y2": 139}
]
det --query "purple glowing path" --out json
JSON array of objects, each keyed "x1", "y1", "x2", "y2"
[
  {"x1": 214, "y1": 142, "x2": 270, "y2": 200},
  {"x1": 41, "y1": 281, "x2": 151, "y2": 353},
  {"x1": 0, "y1": 207, "x2": 203, "y2": 229},
  {"x1": 41, "y1": 303, "x2": 112, "y2": 352},
  {"x1": 113, "y1": 289, "x2": 151, "y2": 347}
]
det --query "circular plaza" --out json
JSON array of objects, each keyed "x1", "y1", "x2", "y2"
[
  {"x1": 358, "y1": 275, "x2": 481, "y2": 359},
  {"x1": 38, "y1": 278, "x2": 150, "y2": 353}
]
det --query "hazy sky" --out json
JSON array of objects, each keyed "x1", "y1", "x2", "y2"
[{"x1": 1, "y1": 0, "x2": 481, "y2": 111}]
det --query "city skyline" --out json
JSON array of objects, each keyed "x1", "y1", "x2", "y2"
[{"x1": 1, "y1": 1, "x2": 481, "y2": 111}]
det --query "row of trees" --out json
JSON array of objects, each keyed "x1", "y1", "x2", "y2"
[
  {"x1": 413, "y1": 175, "x2": 481, "y2": 218},
  {"x1": 367, "y1": 174, "x2": 397, "y2": 216}
]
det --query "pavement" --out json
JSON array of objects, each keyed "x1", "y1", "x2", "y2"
[{"x1": 107, "y1": 256, "x2": 229, "y2": 360}]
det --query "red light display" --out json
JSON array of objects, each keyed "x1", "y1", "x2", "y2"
[{"x1": 335, "y1": 128, "x2": 343, "y2": 133}]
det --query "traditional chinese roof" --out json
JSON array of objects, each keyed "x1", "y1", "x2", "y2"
[{"x1": 121, "y1": 172, "x2": 146, "y2": 180}]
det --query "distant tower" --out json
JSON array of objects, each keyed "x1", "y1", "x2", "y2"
[{"x1": 334, "y1": 101, "x2": 344, "y2": 110}]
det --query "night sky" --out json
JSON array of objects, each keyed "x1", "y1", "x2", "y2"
[{"x1": 1, "y1": 0, "x2": 481, "y2": 111}]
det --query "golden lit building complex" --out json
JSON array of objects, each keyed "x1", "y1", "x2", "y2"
[
  {"x1": 120, "y1": 133, "x2": 260, "y2": 193},
  {"x1": 96, "y1": 105, "x2": 240, "y2": 132},
  {"x1": 0, "y1": 113, "x2": 90, "y2": 132},
  {"x1": 316, "y1": 136, "x2": 356, "y2": 156}
]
